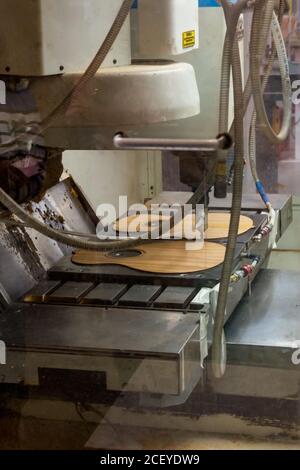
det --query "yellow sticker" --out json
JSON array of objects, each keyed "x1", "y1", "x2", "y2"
[
  {"x1": 183, "y1": 30, "x2": 196, "y2": 49},
  {"x1": 216, "y1": 162, "x2": 227, "y2": 177}
]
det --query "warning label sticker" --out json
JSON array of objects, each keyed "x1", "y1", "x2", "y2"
[{"x1": 183, "y1": 30, "x2": 196, "y2": 48}]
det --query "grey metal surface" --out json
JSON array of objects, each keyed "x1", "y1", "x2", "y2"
[
  {"x1": 208, "y1": 271, "x2": 300, "y2": 399},
  {"x1": 0, "y1": 281, "x2": 11, "y2": 310},
  {"x1": 154, "y1": 286, "x2": 199, "y2": 310},
  {"x1": 210, "y1": 193, "x2": 292, "y2": 212},
  {"x1": 24, "y1": 281, "x2": 62, "y2": 303},
  {"x1": 118, "y1": 284, "x2": 162, "y2": 307},
  {"x1": 0, "y1": 303, "x2": 202, "y2": 396},
  {"x1": 82, "y1": 283, "x2": 128, "y2": 305},
  {"x1": 0, "y1": 178, "x2": 96, "y2": 302},
  {"x1": 206, "y1": 269, "x2": 300, "y2": 399},
  {"x1": 0, "y1": 303, "x2": 199, "y2": 356},
  {"x1": 148, "y1": 192, "x2": 291, "y2": 211},
  {"x1": 0, "y1": 224, "x2": 46, "y2": 302},
  {"x1": 48, "y1": 282, "x2": 94, "y2": 303},
  {"x1": 225, "y1": 269, "x2": 300, "y2": 368},
  {"x1": 226, "y1": 269, "x2": 300, "y2": 348}
]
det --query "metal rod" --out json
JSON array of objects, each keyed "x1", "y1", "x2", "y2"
[{"x1": 113, "y1": 132, "x2": 232, "y2": 152}]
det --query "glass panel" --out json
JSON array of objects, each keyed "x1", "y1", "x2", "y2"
[{"x1": 0, "y1": 0, "x2": 299, "y2": 454}]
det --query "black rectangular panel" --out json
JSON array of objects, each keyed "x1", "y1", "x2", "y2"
[
  {"x1": 119, "y1": 284, "x2": 162, "y2": 307},
  {"x1": 23, "y1": 281, "x2": 61, "y2": 303},
  {"x1": 48, "y1": 282, "x2": 94, "y2": 303},
  {"x1": 82, "y1": 283, "x2": 128, "y2": 306},
  {"x1": 154, "y1": 286, "x2": 198, "y2": 310}
]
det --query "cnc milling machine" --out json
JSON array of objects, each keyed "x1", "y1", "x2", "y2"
[{"x1": 0, "y1": 0, "x2": 299, "y2": 442}]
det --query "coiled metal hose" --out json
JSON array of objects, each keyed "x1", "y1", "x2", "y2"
[
  {"x1": 249, "y1": 1, "x2": 291, "y2": 185},
  {"x1": 212, "y1": 0, "x2": 291, "y2": 378},
  {"x1": 212, "y1": 0, "x2": 249, "y2": 378},
  {"x1": 250, "y1": 0, "x2": 292, "y2": 143}
]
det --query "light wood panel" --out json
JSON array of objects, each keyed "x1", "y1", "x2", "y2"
[
  {"x1": 72, "y1": 241, "x2": 226, "y2": 274},
  {"x1": 206, "y1": 213, "x2": 253, "y2": 239},
  {"x1": 114, "y1": 212, "x2": 254, "y2": 240}
]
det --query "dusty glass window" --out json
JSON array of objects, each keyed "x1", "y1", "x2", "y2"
[{"x1": 0, "y1": 0, "x2": 299, "y2": 453}]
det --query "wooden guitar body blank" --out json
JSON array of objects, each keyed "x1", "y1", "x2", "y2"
[
  {"x1": 114, "y1": 212, "x2": 254, "y2": 240},
  {"x1": 72, "y1": 240, "x2": 227, "y2": 274}
]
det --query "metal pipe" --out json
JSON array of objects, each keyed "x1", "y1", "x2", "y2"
[
  {"x1": 0, "y1": 219, "x2": 100, "y2": 240},
  {"x1": 113, "y1": 132, "x2": 232, "y2": 152}
]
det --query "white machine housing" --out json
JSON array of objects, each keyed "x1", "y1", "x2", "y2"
[
  {"x1": 137, "y1": 0, "x2": 199, "y2": 57},
  {"x1": 0, "y1": 0, "x2": 131, "y2": 76},
  {"x1": 0, "y1": 0, "x2": 201, "y2": 138}
]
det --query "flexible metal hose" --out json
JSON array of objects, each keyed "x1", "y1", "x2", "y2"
[
  {"x1": 197, "y1": 0, "x2": 250, "y2": 204},
  {"x1": 41, "y1": 0, "x2": 135, "y2": 131},
  {"x1": 249, "y1": 12, "x2": 279, "y2": 184},
  {"x1": 219, "y1": 31, "x2": 231, "y2": 136},
  {"x1": 0, "y1": 186, "x2": 152, "y2": 251},
  {"x1": 213, "y1": 0, "x2": 291, "y2": 378},
  {"x1": 211, "y1": 0, "x2": 247, "y2": 378},
  {"x1": 250, "y1": 0, "x2": 292, "y2": 143},
  {"x1": 215, "y1": 1, "x2": 251, "y2": 198},
  {"x1": 249, "y1": 1, "x2": 288, "y2": 210}
]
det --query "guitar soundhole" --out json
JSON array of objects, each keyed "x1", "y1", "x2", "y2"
[{"x1": 108, "y1": 249, "x2": 143, "y2": 259}]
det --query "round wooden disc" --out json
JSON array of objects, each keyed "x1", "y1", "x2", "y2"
[
  {"x1": 72, "y1": 241, "x2": 226, "y2": 274},
  {"x1": 114, "y1": 212, "x2": 253, "y2": 240}
]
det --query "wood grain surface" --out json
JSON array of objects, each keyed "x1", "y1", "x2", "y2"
[
  {"x1": 205, "y1": 213, "x2": 253, "y2": 239},
  {"x1": 72, "y1": 240, "x2": 226, "y2": 274},
  {"x1": 114, "y1": 212, "x2": 253, "y2": 240}
]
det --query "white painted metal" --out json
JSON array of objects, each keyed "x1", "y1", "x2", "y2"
[
  {"x1": 63, "y1": 150, "x2": 143, "y2": 210},
  {"x1": 137, "y1": 0, "x2": 199, "y2": 57},
  {"x1": 0, "y1": 0, "x2": 131, "y2": 76}
]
